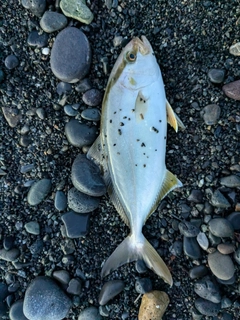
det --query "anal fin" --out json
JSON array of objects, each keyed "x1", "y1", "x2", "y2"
[{"x1": 166, "y1": 99, "x2": 186, "y2": 132}]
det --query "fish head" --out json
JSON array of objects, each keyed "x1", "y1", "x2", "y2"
[{"x1": 108, "y1": 36, "x2": 161, "y2": 90}]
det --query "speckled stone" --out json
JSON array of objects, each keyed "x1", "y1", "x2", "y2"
[
  {"x1": 208, "y1": 251, "x2": 235, "y2": 280},
  {"x1": 60, "y1": 0, "x2": 94, "y2": 24},
  {"x1": 2, "y1": 107, "x2": 22, "y2": 128},
  {"x1": 138, "y1": 291, "x2": 169, "y2": 320},
  {"x1": 98, "y1": 280, "x2": 125, "y2": 305},
  {"x1": 68, "y1": 187, "x2": 100, "y2": 213},
  {"x1": 82, "y1": 89, "x2": 102, "y2": 106}
]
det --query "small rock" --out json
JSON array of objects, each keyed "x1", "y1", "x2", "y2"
[
  {"x1": 229, "y1": 42, "x2": 240, "y2": 56},
  {"x1": 135, "y1": 260, "x2": 148, "y2": 273},
  {"x1": 54, "y1": 190, "x2": 67, "y2": 211},
  {"x1": 78, "y1": 306, "x2": 102, "y2": 320},
  {"x1": 138, "y1": 290, "x2": 169, "y2": 320},
  {"x1": 220, "y1": 175, "x2": 240, "y2": 188},
  {"x1": 81, "y1": 108, "x2": 101, "y2": 121},
  {"x1": 221, "y1": 297, "x2": 232, "y2": 309},
  {"x1": 197, "y1": 232, "x2": 209, "y2": 250},
  {"x1": 4, "y1": 54, "x2": 19, "y2": 69},
  {"x1": 208, "y1": 231, "x2": 221, "y2": 246},
  {"x1": 64, "y1": 105, "x2": 78, "y2": 117},
  {"x1": 68, "y1": 187, "x2": 100, "y2": 213},
  {"x1": 2, "y1": 107, "x2": 21, "y2": 128},
  {"x1": 201, "y1": 104, "x2": 221, "y2": 125},
  {"x1": 29, "y1": 239, "x2": 44, "y2": 255},
  {"x1": 195, "y1": 298, "x2": 221, "y2": 316},
  {"x1": 208, "y1": 69, "x2": 225, "y2": 83},
  {"x1": 23, "y1": 276, "x2": 72, "y2": 320},
  {"x1": 27, "y1": 30, "x2": 49, "y2": 48},
  {"x1": 227, "y1": 212, "x2": 240, "y2": 230},
  {"x1": 56, "y1": 82, "x2": 72, "y2": 96},
  {"x1": 211, "y1": 189, "x2": 231, "y2": 208},
  {"x1": 208, "y1": 251, "x2": 235, "y2": 280},
  {"x1": 75, "y1": 78, "x2": 92, "y2": 93},
  {"x1": 187, "y1": 189, "x2": 203, "y2": 203},
  {"x1": 217, "y1": 243, "x2": 235, "y2": 255},
  {"x1": 82, "y1": 89, "x2": 102, "y2": 107},
  {"x1": 194, "y1": 278, "x2": 221, "y2": 303},
  {"x1": 178, "y1": 221, "x2": 200, "y2": 237},
  {"x1": 208, "y1": 218, "x2": 234, "y2": 238},
  {"x1": 61, "y1": 211, "x2": 90, "y2": 238},
  {"x1": 53, "y1": 270, "x2": 71, "y2": 285},
  {"x1": 189, "y1": 265, "x2": 208, "y2": 279},
  {"x1": 135, "y1": 278, "x2": 152, "y2": 294},
  {"x1": 65, "y1": 119, "x2": 97, "y2": 147},
  {"x1": 183, "y1": 236, "x2": 202, "y2": 259},
  {"x1": 98, "y1": 280, "x2": 124, "y2": 305},
  {"x1": 22, "y1": 0, "x2": 46, "y2": 17},
  {"x1": 40, "y1": 11, "x2": 68, "y2": 33},
  {"x1": 0, "y1": 248, "x2": 20, "y2": 262},
  {"x1": 169, "y1": 240, "x2": 183, "y2": 256},
  {"x1": 67, "y1": 278, "x2": 82, "y2": 295},
  {"x1": 36, "y1": 108, "x2": 45, "y2": 119},
  {"x1": 9, "y1": 300, "x2": 28, "y2": 320},
  {"x1": 60, "y1": 0, "x2": 94, "y2": 24},
  {"x1": 222, "y1": 80, "x2": 240, "y2": 100},
  {"x1": 24, "y1": 221, "x2": 40, "y2": 235},
  {"x1": 27, "y1": 179, "x2": 52, "y2": 206}
]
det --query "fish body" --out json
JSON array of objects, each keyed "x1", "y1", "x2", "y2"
[{"x1": 87, "y1": 36, "x2": 184, "y2": 285}]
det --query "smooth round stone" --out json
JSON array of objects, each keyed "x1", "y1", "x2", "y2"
[
  {"x1": 61, "y1": 211, "x2": 90, "y2": 238},
  {"x1": 52, "y1": 270, "x2": 71, "y2": 285},
  {"x1": 65, "y1": 119, "x2": 97, "y2": 147},
  {"x1": 220, "y1": 175, "x2": 240, "y2": 188},
  {"x1": 4, "y1": 54, "x2": 19, "y2": 69},
  {"x1": 78, "y1": 306, "x2": 102, "y2": 320},
  {"x1": 68, "y1": 187, "x2": 100, "y2": 213},
  {"x1": 195, "y1": 298, "x2": 221, "y2": 316},
  {"x1": 197, "y1": 232, "x2": 209, "y2": 250},
  {"x1": 0, "y1": 248, "x2": 20, "y2": 262},
  {"x1": 64, "y1": 105, "x2": 78, "y2": 117},
  {"x1": 36, "y1": 108, "x2": 45, "y2": 119},
  {"x1": 135, "y1": 260, "x2": 147, "y2": 273},
  {"x1": 183, "y1": 236, "x2": 202, "y2": 259},
  {"x1": 27, "y1": 179, "x2": 52, "y2": 206},
  {"x1": 189, "y1": 265, "x2": 208, "y2": 279},
  {"x1": 40, "y1": 11, "x2": 68, "y2": 33},
  {"x1": 24, "y1": 221, "x2": 40, "y2": 235},
  {"x1": 75, "y1": 78, "x2": 92, "y2": 93},
  {"x1": 194, "y1": 278, "x2": 221, "y2": 303},
  {"x1": 82, "y1": 89, "x2": 102, "y2": 107},
  {"x1": 208, "y1": 251, "x2": 235, "y2": 280},
  {"x1": 54, "y1": 190, "x2": 67, "y2": 211},
  {"x1": 98, "y1": 280, "x2": 124, "y2": 305},
  {"x1": 56, "y1": 82, "x2": 72, "y2": 95},
  {"x1": 71, "y1": 154, "x2": 106, "y2": 196},
  {"x1": 217, "y1": 243, "x2": 235, "y2": 255},
  {"x1": 81, "y1": 108, "x2": 101, "y2": 121},
  {"x1": 208, "y1": 69, "x2": 225, "y2": 83},
  {"x1": 211, "y1": 189, "x2": 230, "y2": 208},
  {"x1": 187, "y1": 189, "x2": 203, "y2": 203},
  {"x1": 60, "y1": 0, "x2": 94, "y2": 24},
  {"x1": 222, "y1": 80, "x2": 240, "y2": 100},
  {"x1": 67, "y1": 278, "x2": 82, "y2": 295},
  {"x1": 135, "y1": 278, "x2": 152, "y2": 294},
  {"x1": 233, "y1": 247, "x2": 240, "y2": 265},
  {"x1": 201, "y1": 104, "x2": 221, "y2": 125},
  {"x1": 138, "y1": 291, "x2": 169, "y2": 320},
  {"x1": 229, "y1": 42, "x2": 240, "y2": 56},
  {"x1": 27, "y1": 31, "x2": 49, "y2": 48},
  {"x1": 178, "y1": 221, "x2": 200, "y2": 237},
  {"x1": 9, "y1": 300, "x2": 28, "y2": 320},
  {"x1": 23, "y1": 276, "x2": 72, "y2": 320},
  {"x1": 208, "y1": 218, "x2": 234, "y2": 238},
  {"x1": 22, "y1": 0, "x2": 46, "y2": 16},
  {"x1": 50, "y1": 27, "x2": 91, "y2": 83},
  {"x1": 227, "y1": 212, "x2": 240, "y2": 230}
]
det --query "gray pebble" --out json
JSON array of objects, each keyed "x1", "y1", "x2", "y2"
[
  {"x1": 183, "y1": 236, "x2": 202, "y2": 259},
  {"x1": 9, "y1": 300, "x2": 28, "y2": 320},
  {"x1": 64, "y1": 105, "x2": 78, "y2": 117},
  {"x1": 178, "y1": 221, "x2": 200, "y2": 237},
  {"x1": 195, "y1": 298, "x2": 221, "y2": 316},
  {"x1": 68, "y1": 187, "x2": 100, "y2": 213},
  {"x1": 135, "y1": 278, "x2": 152, "y2": 294},
  {"x1": 220, "y1": 175, "x2": 240, "y2": 188},
  {"x1": 53, "y1": 270, "x2": 71, "y2": 285},
  {"x1": 233, "y1": 246, "x2": 240, "y2": 265},
  {"x1": 194, "y1": 277, "x2": 221, "y2": 303},
  {"x1": 40, "y1": 11, "x2": 68, "y2": 33},
  {"x1": 0, "y1": 248, "x2": 20, "y2": 262},
  {"x1": 36, "y1": 107, "x2": 45, "y2": 119},
  {"x1": 169, "y1": 240, "x2": 183, "y2": 256},
  {"x1": 187, "y1": 189, "x2": 203, "y2": 203},
  {"x1": 23, "y1": 276, "x2": 72, "y2": 320},
  {"x1": 227, "y1": 212, "x2": 240, "y2": 230},
  {"x1": 189, "y1": 265, "x2": 208, "y2": 279},
  {"x1": 2, "y1": 107, "x2": 21, "y2": 128},
  {"x1": 208, "y1": 251, "x2": 235, "y2": 280},
  {"x1": 98, "y1": 280, "x2": 124, "y2": 305},
  {"x1": 20, "y1": 164, "x2": 35, "y2": 174},
  {"x1": 50, "y1": 27, "x2": 91, "y2": 83},
  {"x1": 65, "y1": 119, "x2": 97, "y2": 148},
  {"x1": 75, "y1": 78, "x2": 92, "y2": 93},
  {"x1": 211, "y1": 189, "x2": 231, "y2": 208},
  {"x1": 67, "y1": 278, "x2": 82, "y2": 295},
  {"x1": 208, "y1": 69, "x2": 225, "y2": 83},
  {"x1": 201, "y1": 104, "x2": 221, "y2": 125},
  {"x1": 61, "y1": 211, "x2": 91, "y2": 238},
  {"x1": 135, "y1": 259, "x2": 147, "y2": 273},
  {"x1": 19, "y1": 135, "x2": 32, "y2": 147},
  {"x1": 113, "y1": 35, "x2": 123, "y2": 47},
  {"x1": 71, "y1": 154, "x2": 106, "y2": 196},
  {"x1": 54, "y1": 190, "x2": 67, "y2": 211},
  {"x1": 208, "y1": 218, "x2": 234, "y2": 238},
  {"x1": 27, "y1": 30, "x2": 49, "y2": 48},
  {"x1": 221, "y1": 297, "x2": 232, "y2": 309},
  {"x1": 81, "y1": 108, "x2": 101, "y2": 121},
  {"x1": 208, "y1": 231, "x2": 221, "y2": 246},
  {"x1": 24, "y1": 221, "x2": 40, "y2": 235},
  {"x1": 27, "y1": 179, "x2": 52, "y2": 206},
  {"x1": 56, "y1": 82, "x2": 72, "y2": 96},
  {"x1": 4, "y1": 54, "x2": 19, "y2": 69},
  {"x1": 217, "y1": 243, "x2": 235, "y2": 255},
  {"x1": 22, "y1": 0, "x2": 46, "y2": 17},
  {"x1": 82, "y1": 89, "x2": 102, "y2": 107},
  {"x1": 197, "y1": 232, "x2": 209, "y2": 250},
  {"x1": 78, "y1": 306, "x2": 102, "y2": 320},
  {"x1": 29, "y1": 239, "x2": 43, "y2": 255}
]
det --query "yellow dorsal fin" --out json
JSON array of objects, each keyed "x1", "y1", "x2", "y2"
[{"x1": 166, "y1": 99, "x2": 186, "y2": 132}]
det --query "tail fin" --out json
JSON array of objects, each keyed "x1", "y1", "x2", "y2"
[{"x1": 101, "y1": 234, "x2": 173, "y2": 286}]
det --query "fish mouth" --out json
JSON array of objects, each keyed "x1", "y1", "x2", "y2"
[{"x1": 130, "y1": 36, "x2": 151, "y2": 55}]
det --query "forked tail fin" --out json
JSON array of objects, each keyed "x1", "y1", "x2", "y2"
[{"x1": 101, "y1": 234, "x2": 173, "y2": 286}]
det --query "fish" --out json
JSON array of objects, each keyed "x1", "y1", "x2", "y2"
[{"x1": 87, "y1": 35, "x2": 185, "y2": 286}]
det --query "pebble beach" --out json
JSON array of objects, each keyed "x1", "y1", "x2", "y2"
[{"x1": 0, "y1": 0, "x2": 240, "y2": 319}]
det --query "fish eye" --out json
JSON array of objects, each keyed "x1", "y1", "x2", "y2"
[{"x1": 126, "y1": 51, "x2": 137, "y2": 62}]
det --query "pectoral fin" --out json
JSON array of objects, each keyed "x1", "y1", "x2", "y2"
[{"x1": 166, "y1": 99, "x2": 186, "y2": 132}]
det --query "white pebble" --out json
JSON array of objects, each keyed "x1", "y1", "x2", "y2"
[
  {"x1": 42, "y1": 47, "x2": 50, "y2": 55},
  {"x1": 197, "y1": 232, "x2": 209, "y2": 251}
]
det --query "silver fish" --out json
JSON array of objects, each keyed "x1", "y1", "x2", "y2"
[{"x1": 87, "y1": 36, "x2": 184, "y2": 285}]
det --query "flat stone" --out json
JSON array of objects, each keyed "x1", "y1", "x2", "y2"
[
  {"x1": 183, "y1": 236, "x2": 202, "y2": 259},
  {"x1": 27, "y1": 30, "x2": 49, "y2": 48},
  {"x1": 82, "y1": 89, "x2": 102, "y2": 106},
  {"x1": 98, "y1": 280, "x2": 125, "y2": 305},
  {"x1": 2, "y1": 107, "x2": 21, "y2": 127},
  {"x1": 220, "y1": 175, "x2": 240, "y2": 188},
  {"x1": 81, "y1": 108, "x2": 101, "y2": 121},
  {"x1": 138, "y1": 290, "x2": 169, "y2": 320},
  {"x1": 229, "y1": 42, "x2": 240, "y2": 56},
  {"x1": 197, "y1": 232, "x2": 209, "y2": 250},
  {"x1": 194, "y1": 278, "x2": 221, "y2": 303},
  {"x1": 27, "y1": 179, "x2": 52, "y2": 206},
  {"x1": 40, "y1": 11, "x2": 68, "y2": 33},
  {"x1": 50, "y1": 27, "x2": 91, "y2": 83},
  {"x1": 208, "y1": 69, "x2": 225, "y2": 83},
  {"x1": 68, "y1": 187, "x2": 100, "y2": 213},
  {"x1": 61, "y1": 211, "x2": 90, "y2": 238},
  {"x1": 211, "y1": 189, "x2": 231, "y2": 208},
  {"x1": 71, "y1": 154, "x2": 106, "y2": 196},
  {"x1": 54, "y1": 190, "x2": 67, "y2": 211},
  {"x1": 201, "y1": 104, "x2": 221, "y2": 125},
  {"x1": 60, "y1": 0, "x2": 94, "y2": 24},
  {"x1": 65, "y1": 119, "x2": 97, "y2": 147},
  {"x1": 208, "y1": 251, "x2": 235, "y2": 280},
  {"x1": 78, "y1": 306, "x2": 102, "y2": 320},
  {"x1": 217, "y1": 243, "x2": 235, "y2": 255},
  {"x1": 189, "y1": 265, "x2": 208, "y2": 279},
  {"x1": 135, "y1": 260, "x2": 148, "y2": 273},
  {"x1": 135, "y1": 278, "x2": 152, "y2": 294},
  {"x1": 9, "y1": 300, "x2": 28, "y2": 320},
  {"x1": 24, "y1": 221, "x2": 40, "y2": 235},
  {"x1": 23, "y1": 276, "x2": 72, "y2": 320},
  {"x1": 226, "y1": 212, "x2": 240, "y2": 230},
  {"x1": 0, "y1": 248, "x2": 20, "y2": 262},
  {"x1": 178, "y1": 221, "x2": 200, "y2": 237},
  {"x1": 222, "y1": 80, "x2": 240, "y2": 100},
  {"x1": 195, "y1": 298, "x2": 221, "y2": 316},
  {"x1": 208, "y1": 218, "x2": 234, "y2": 238}
]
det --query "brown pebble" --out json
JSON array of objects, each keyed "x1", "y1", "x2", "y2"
[
  {"x1": 217, "y1": 243, "x2": 235, "y2": 255},
  {"x1": 138, "y1": 290, "x2": 169, "y2": 320},
  {"x1": 222, "y1": 80, "x2": 240, "y2": 100},
  {"x1": 235, "y1": 203, "x2": 240, "y2": 212}
]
